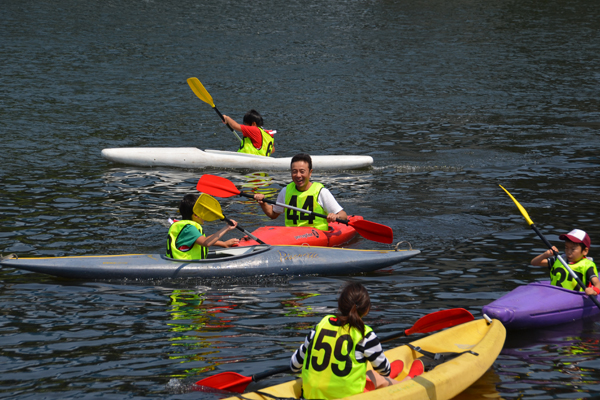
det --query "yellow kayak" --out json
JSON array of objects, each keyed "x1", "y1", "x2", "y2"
[{"x1": 222, "y1": 318, "x2": 505, "y2": 400}]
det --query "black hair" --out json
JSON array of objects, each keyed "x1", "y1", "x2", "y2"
[
  {"x1": 565, "y1": 238, "x2": 587, "y2": 251},
  {"x1": 336, "y1": 282, "x2": 371, "y2": 338},
  {"x1": 291, "y1": 153, "x2": 312, "y2": 170},
  {"x1": 179, "y1": 194, "x2": 198, "y2": 220},
  {"x1": 243, "y1": 109, "x2": 263, "y2": 127}
]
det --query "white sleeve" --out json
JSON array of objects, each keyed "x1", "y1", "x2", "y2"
[
  {"x1": 317, "y1": 188, "x2": 343, "y2": 214},
  {"x1": 272, "y1": 188, "x2": 286, "y2": 214}
]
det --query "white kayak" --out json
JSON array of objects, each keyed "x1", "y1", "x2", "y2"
[{"x1": 101, "y1": 148, "x2": 373, "y2": 170}]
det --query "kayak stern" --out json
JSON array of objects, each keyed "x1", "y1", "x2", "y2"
[{"x1": 483, "y1": 281, "x2": 600, "y2": 329}]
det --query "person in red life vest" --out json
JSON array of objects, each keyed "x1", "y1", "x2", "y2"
[
  {"x1": 531, "y1": 229, "x2": 600, "y2": 295},
  {"x1": 166, "y1": 194, "x2": 239, "y2": 260},
  {"x1": 289, "y1": 282, "x2": 422, "y2": 399},
  {"x1": 252, "y1": 153, "x2": 347, "y2": 231},
  {"x1": 221, "y1": 109, "x2": 275, "y2": 157}
]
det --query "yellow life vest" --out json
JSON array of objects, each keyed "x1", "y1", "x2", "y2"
[
  {"x1": 238, "y1": 127, "x2": 274, "y2": 156},
  {"x1": 284, "y1": 182, "x2": 328, "y2": 231},
  {"x1": 301, "y1": 315, "x2": 372, "y2": 399},
  {"x1": 550, "y1": 256, "x2": 597, "y2": 291},
  {"x1": 166, "y1": 220, "x2": 207, "y2": 260}
]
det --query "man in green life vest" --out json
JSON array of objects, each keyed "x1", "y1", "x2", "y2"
[
  {"x1": 222, "y1": 109, "x2": 275, "y2": 156},
  {"x1": 166, "y1": 194, "x2": 239, "y2": 260},
  {"x1": 531, "y1": 229, "x2": 600, "y2": 296},
  {"x1": 252, "y1": 153, "x2": 348, "y2": 231}
]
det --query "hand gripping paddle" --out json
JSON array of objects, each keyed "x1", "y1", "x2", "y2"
[
  {"x1": 194, "y1": 194, "x2": 266, "y2": 245},
  {"x1": 500, "y1": 185, "x2": 600, "y2": 310}
]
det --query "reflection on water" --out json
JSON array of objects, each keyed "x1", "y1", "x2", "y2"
[
  {"x1": 387, "y1": 164, "x2": 465, "y2": 174},
  {"x1": 240, "y1": 172, "x2": 274, "y2": 191},
  {"x1": 452, "y1": 368, "x2": 504, "y2": 400},
  {"x1": 167, "y1": 289, "x2": 236, "y2": 379},
  {"x1": 281, "y1": 292, "x2": 320, "y2": 331},
  {"x1": 2, "y1": 0, "x2": 600, "y2": 398},
  {"x1": 236, "y1": 172, "x2": 279, "y2": 219},
  {"x1": 497, "y1": 317, "x2": 600, "y2": 399}
]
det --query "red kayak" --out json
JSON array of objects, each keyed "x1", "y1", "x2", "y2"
[{"x1": 238, "y1": 215, "x2": 363, "y2": 247}]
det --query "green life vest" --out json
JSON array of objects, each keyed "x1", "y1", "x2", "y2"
[
  {"x1": 165, "y1": 220, "x2": 207, "y2": 260},
  {"x1": 284, "y1": 182, "x2": 328, "y2": 231},
  {"x1": 550, "y1": 256, "x2": 598, "y2": 291},
  {"x1": 238, "y1": 127, "x2": 274, "y2": 156},
  {"x1": 301, "y1": 315, "x2": 372, "y2": 399}
]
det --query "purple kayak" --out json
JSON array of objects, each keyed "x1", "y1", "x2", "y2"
[{"x1": 482, "y1": 281, "x2": 600, "y2": 330}]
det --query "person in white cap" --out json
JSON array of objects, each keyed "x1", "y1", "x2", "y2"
[{"x1": 531, "y1": 229, "x2": 599, "y2": 295}]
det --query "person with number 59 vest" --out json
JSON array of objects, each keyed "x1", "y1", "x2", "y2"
[
  {"x1": 531, "y1": 228, "x2": 600, "y2": 296},
  {"x1": 289, "y1": 282, "x2": 419, "y2": 399},
  {"x1": 252, "y1": 153, "x2": 347, "y2": 231}
]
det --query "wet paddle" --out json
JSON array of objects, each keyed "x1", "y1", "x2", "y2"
[
  {"x1": 187, "y1": 77, "x2": 242, "y2": 143},
  {"x1": 195, "y1": 194, "x2": 267, "y2": 245},
  {"x1": 194, "y1": 308, "x2": 474, "y2": 393},
  {"x1": 500, "y1": 185, "x2": 600, "y2": 310},
  {"x1": 196, "y1": 174, "x2": 394, "y2": 244}
]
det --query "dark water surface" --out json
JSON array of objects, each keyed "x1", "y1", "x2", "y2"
[{"x1": 2, "y1": 0, "x2": 600, "y2": 398}]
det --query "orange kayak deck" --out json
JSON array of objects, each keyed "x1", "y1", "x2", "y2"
[{"x1": 238, "y1": 215, "x2": 362, "y2": 247}]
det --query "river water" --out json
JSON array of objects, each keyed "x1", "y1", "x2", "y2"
[{"x1": 2, "y1": 0, "x2": 600, "y2": 398}]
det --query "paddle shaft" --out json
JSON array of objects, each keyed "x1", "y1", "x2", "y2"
[
  {"x1": 243, "y1": 322, "x2": 448, "y2": 383},
  {"x1": 531, "y1": 224, "x2": 600, "y2": 307},
  {"x1": 195, "y1": 307, "x2": 473, "y2": 391},
  {"x1": 247, "y1": 308, "x2": 474, "y2": 382},
  {"x1": 196, "y1": 174, "x2": 394, "y2": 244},
  {"x1": 222, "y1": 216, "x2": 266, "y2": 245},
  {"x1": 212, "y1": 106, "x2": 239, "y2": 134},
  {"x1": 215, "y1": 106, "x2": 243, "y2": 143},
  {"x1": 499, "y1": 185, "x2": 600, "y2": 309},
  {"x1": 237, "y1": 192, "x2": 348, "y2": 225},
  {"x1": 187, "y1": 77, "x2": 242, "y2": 142},
  {"x1": 379, "y1": 330, "x2": 410, "y2": 343}
]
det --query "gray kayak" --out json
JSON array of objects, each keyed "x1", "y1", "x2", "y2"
[{"x1": 0, "y1": 245, "x2": 420, "y2": 280}]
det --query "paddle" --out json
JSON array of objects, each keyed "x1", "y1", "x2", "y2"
[
  {"x1": 194, "y1": 308, "x2": 474, "y2": 393},
  {"x1": 187, "y1": 77, "x2": 242, "y2": 143},
  {"x1": 500, "y1": 185, "x2": 600, "y2": 310},
  {"x1": 196, "y1": 174, "x2": 394, "y2": 244},
  {"x1": 195, "y1": 193, "x2": 267, "y2": 245}
]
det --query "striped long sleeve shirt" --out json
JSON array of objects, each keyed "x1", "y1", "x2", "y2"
[{"x1": 290, "y1": 322, "x2": 391, "y2": 376}]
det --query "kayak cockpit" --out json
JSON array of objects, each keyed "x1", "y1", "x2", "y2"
[{"x1": 161, "y1": 245, "x2": 271, "y2": 263}]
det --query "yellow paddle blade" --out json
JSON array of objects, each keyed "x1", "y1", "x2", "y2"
[
  {"x1": 499, "y1": 185, "x2": 534, "y2": 226},
  {"x1": 187, "y1": 77, "x2": 215, "y2": 107},
  {"x1": 193, "y1": 193, "x2": 224, "y2": 222}
]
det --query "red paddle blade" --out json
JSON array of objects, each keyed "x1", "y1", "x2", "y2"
[
  {"x1": 405, "y1": 308, "x2": 474, "y2": 336},
  {"x1": 195, "y1": 371, "x2": 252, "y2": 393},
  {"x1": 196, "y1": 174, "x2": 241, "y2": 198},
  {"x1": 349, "y1": 219, "x2": 394, "y2": 244}
]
